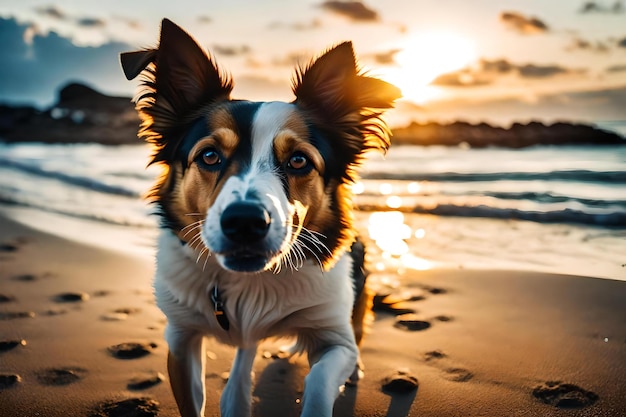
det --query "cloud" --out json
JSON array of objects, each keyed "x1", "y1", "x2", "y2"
[
  {"x1": 606, "y1": 64, "x2": 626, "y2": 72},
  {"x1": 579, "y1": 1, "x2": 624, "y2": 13},
  {"x1": 617, "y1": 36, "x2": 626, "y2": 47},
  {"x1": 566, "y1": 37, "x2": 610, "y2": 53},
  {"x1": 403, "y1": 85, "x2": 626, "y2": 126},
  {"x1": 232, "y1": 75, "x2": 292, "y2": 102},
  {"x1": 431, "y1": 71, "x2": 489, "y2": 87},
  {"x1": 271, "y1": 51, "x2": 307, "y2": 67},
  {"x1": 112, "y1": 16, "x2": 141, "y2": 29},
  {"x1": 76, "y1": 17, "x2": 106, "y2": 28},
  {"x1": 430, "y1": 58, "x2": 585, "y2": 87},
  {"x1": 0, "y1": 17, "x2": 133, "y2": 106},
  {"x1": 517, "y1": 64, "x2": 582, "y2": 78},
  {"x1": 212, "y1": 44, "x2": 251, "y2": 57},
  {"x1": 268, "y1": 19, "x2": 322, "y2": 31},
  {"x1": 366, "y1": 48, "x2": 401, "y2": 65},
  {"x1": 34, "y1": 5, "x2": 107, "y2": 30},
  {"x1": 35, "y1": 5, "x2": 67, "y2": 20},
  {"x1": 499, "y1": 11, "x2": 549, "y2": 34},
  {"x1": 479, "y1": 58, "x2": 516, "y2": 74},
  {"x1": 319, "y1": 1, "x2": 379, "y2": 22}
]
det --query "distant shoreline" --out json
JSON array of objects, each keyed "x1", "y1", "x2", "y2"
[{"x1": 1, "y1": 82, "x2": 624, "y2": 147}]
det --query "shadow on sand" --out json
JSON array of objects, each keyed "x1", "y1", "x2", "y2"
[{"x1": 253, "y1": 358, "x2": 417, "y2": 417}]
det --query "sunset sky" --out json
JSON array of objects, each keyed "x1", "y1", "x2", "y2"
[{"x1": 2, "y1": 0, "x2": 626, "y2": 126}]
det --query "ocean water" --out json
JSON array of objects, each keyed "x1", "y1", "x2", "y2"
[{"x1": 0, "y1": 142, "x2": 624, "y2": 280}]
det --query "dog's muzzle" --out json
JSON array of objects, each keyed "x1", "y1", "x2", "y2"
[{"x1": 218, "y1": 201, "x2": 273, "y2": 272}]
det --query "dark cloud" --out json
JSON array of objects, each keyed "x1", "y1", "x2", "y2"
[
  {"x1": 566, "y1": 37, "x2": 610, "y2": 53},
  {"x1": 606, "y1": 64, "x2": 626, "y2": 72},
  {"x1": 430, "y1": 58, "x2": 585, "y2": 87},
  {"x1": 367, "y1": 48, "x2": 401, "y2": 65},
  {"x1": 35, "y1": 5, "x2": 67, "y2": 20},
  {"x1": 112, "y1": 15, "x2": 141, "y2": 29},
  {"x1": 431, "y1": 70, "x2": 488, "y2": 87},
  {"x1": 233, "y1": 75, "x2": 291, "y2": 102},
  {"x1": 499, "y1": 11, "x2": 549, "y2": 34},
  {"x1": 212, "y1": 44, "x2": 251, "y2": 57},
  {"x1": 268, "y1": 19, "x2": 322, "y2": 31},
  {"x1": 479, "y1": 58, "x2": 515, "y2": 74},
  {"x1": 271, "y1": 51, "x2": 306, "y2": 67},
  {"x1": 0, "y1": 17, "x2": 133, "y2": 106},
  {"x1": 580, "y1": 1, "x2": 624, "y2": 13},
  {"x1": 617, "y1": 37, "x2": 626, "y2": 47},
  {"x1": 517, "y1": 64, "x2": 577, "y2": 78},
  {"x1": 76, "y1": 17, "x2": 106, "y2": 28},
  {"x1": 431, "y1": 58, "x2": 514, "y2": 87},
  {"x1": 35, "y1": 5, "x2": 107, "y2": 29},
  {"x1": 319, "y1": 1, "x2": 379, "y2": 22},
  {"x1": 420, "y1": 85, "x2": 626, "y2": 125},
  {"x1": 197, "y1": 15, "x2": 212, "y2": 24}
]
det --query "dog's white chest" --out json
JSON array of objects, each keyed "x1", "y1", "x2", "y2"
[{"x1": 153, "y1": 230, "x2": 354, "y2": 347}]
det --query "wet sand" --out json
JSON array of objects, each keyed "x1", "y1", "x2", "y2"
[{"x1": 1, "y1": 213, "x2": 624, "y2": 416}]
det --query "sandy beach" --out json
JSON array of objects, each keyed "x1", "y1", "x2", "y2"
[{"x1": 1, "y1": 212, "x2": 624, "y2": 417}]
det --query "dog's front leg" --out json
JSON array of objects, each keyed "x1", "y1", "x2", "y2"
[
  {"x1": 301, "y1": 333, "x2": 358, "y2": 417},
  {"x1": 220, "y1": 346, "x2": 257, "y2": 417},
  {"x1": 166, "y1": 327, "x2": 207, "y2": 417}
]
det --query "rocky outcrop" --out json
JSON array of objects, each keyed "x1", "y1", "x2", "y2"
[
  {"x1": 392, "y1": 120, "x2": 625, "y2": 148},
  {"x1": 1, "y1": 83, "x2": 624, "y2": 147},
  {"x1": 0, "y1": 83, "x2": 139, "y2": 145}
]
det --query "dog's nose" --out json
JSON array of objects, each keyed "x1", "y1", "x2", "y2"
[{"x1": 220, "y1": 202, "x2": 271, "y2": 243}]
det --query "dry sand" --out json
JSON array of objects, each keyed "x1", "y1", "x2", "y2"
[{"x1": 1, "y1": 213, "x2": 624, "y2": 417}]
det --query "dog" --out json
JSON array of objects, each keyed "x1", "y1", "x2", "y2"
[{"x1": 121, "y1": 18, "x2": 400, "y2": 417}]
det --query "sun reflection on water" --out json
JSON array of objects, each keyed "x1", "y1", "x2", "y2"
[
  {"x1": 379, "y1": 183, "x2": 393, "y2": 195},
  {"x1": 386, "y1": 195, "x2": 403, "y2": 208},
  {"x1": 367, "y1": 211, "x2": 433, "y2": 271}
]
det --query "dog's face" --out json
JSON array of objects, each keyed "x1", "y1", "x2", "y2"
[{"x1": 121, "y1": 19, "x2": 400, "y2": 273}]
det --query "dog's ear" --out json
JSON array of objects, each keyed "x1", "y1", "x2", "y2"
[
  {"x1": 151, "y1": 18, "x2": 232, "y2": 113},
  {"x1": 293, "y1": 42, "x2": 401, "y2": 155},
  {"x1": 121, "y1": 18, "x2": 233, "y2": 163},
  {"x1": 120, "y1": 50, "x2": 157, "y2": 81},
  {"x1": 128, "y1": 18, "x2": 232, "y2": 115}
]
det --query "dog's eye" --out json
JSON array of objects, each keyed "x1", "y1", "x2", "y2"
[
  {"x1": 196, "y1": 148, "x2": 222, "y2": 170},
  {"x1": 287, "y1": 152, "x2": 309, "y2": 171}
]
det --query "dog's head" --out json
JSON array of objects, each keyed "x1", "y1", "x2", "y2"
[{"x1": 121, "y1": 19, "x2": 400, "y2": 273}]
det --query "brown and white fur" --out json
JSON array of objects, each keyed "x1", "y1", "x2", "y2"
[{"x1": 121, "y1": 18, "x2": 400, "y2": 417}]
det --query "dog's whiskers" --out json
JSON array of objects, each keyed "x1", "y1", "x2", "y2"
[
  {"x1": 180, "y1": 219, "x2": 205, "y2": 238},
  {"x1": 299, "y1": 228, "x2": 332, "y2": 256},
  {"x1": 188, "y1": 232, "x2": 205, "y2": 251},
  {"x1": 182, "y1": 223, "x2": 203, "y2": 239},
  {"x1": 196, "y1": 246, "x2": 207, "y2": 264},
  {"x1": 287, "y1": 226, "x2": 331, "y2": 270},
  {"x1": 181, "y1": 222, "x2": 212, "y2": 270},
  {"x1": 202, "y1": 248, "x2": 212, "y2": 271}
]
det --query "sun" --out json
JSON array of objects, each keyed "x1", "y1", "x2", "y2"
[{"x1": 380, "y1": 32, "x2": 477, "y2": 104}]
